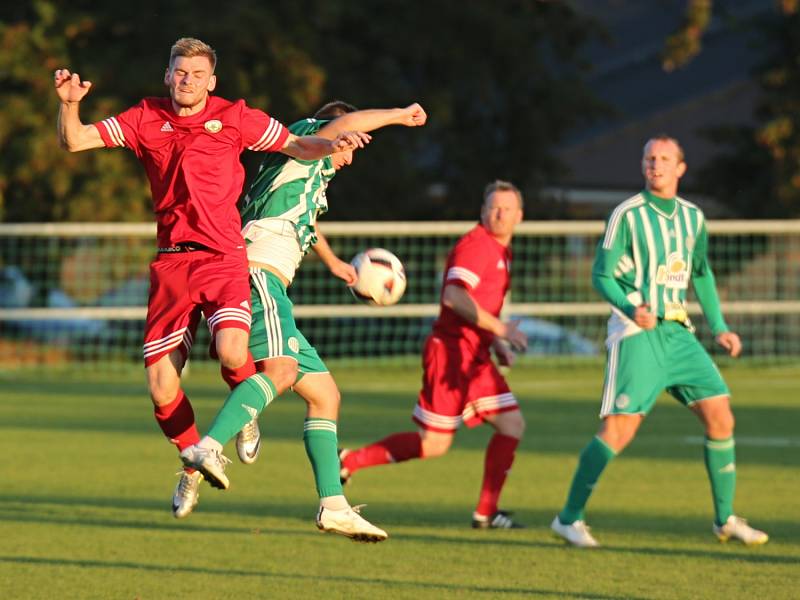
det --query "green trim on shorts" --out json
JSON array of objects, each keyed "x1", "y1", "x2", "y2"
[
  {"x1": 600, "y1": 320, "x2": 729, "y2": 416},
  {"x1": 248, "y1": 268, "x2": 327, "y2": 374}
]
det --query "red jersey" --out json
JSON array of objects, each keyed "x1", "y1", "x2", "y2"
[
  {"x1": 94, "y1": 96, "x2": 289, "y2": 254},
  {"x1": 432, "y1": 224, "x2": 512, "y2": 350}
]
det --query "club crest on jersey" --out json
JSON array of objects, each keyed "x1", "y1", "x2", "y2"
[
  {"x1": 204, "y1": 119, "x2": 223, "y2": 133},
  {"x1": 656, "y1": 252, "x2": 689, "y2": 289},
  {"x1": 288, "y1": 337, "x2": 300, "y2": 354},
  {"x1": 685, "y1": 235, "x2": 695, "y2": 251},
  {"x1": 615, "y1": 394, "x2": 630, "y2": 410}
]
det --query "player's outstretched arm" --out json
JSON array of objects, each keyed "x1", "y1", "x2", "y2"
[
  {"x1": 280, "y1": 131, "x2": 371, "y2": 161},
  {"x1": 442, "y1": 284, "x2": 527, "y2": 352},
  {"x1": 54, "y1": 69, "x2": 104, "y2": 152},
  {"x1": 312, "y1": 228, "x2": 357, "y2": 286},
  {"x1": 316, "y1": 104, "x2": 427, "y2": 139}
]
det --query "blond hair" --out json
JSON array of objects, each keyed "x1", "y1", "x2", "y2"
[
  {"x1": 644, "y1": 134, "x2": 685, "y2": 163},
  {"x1": 169, "y1": 37, "x2": 217, "y2": 71},
  {"x1": 483, "y1": 179, "x2": 523, "y2": 209}
]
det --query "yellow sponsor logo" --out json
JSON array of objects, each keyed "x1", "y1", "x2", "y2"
[{"x1": 656, "y1": 252, "x2": 689, "y2": 289}]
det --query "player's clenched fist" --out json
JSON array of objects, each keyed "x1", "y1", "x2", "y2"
[
  {"x1": 402, "y1": 103, "x2": 427, "y2": 127},
  {"x1": 54, "y1": 69, "x2": 93, "y2": 104}
]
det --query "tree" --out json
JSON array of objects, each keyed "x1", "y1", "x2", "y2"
[{"x1": 1, "y1": 1, "x2": 606, "y2": 222}]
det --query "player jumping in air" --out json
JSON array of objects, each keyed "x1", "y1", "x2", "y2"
[
  {"x1": 54, "y1": 37, "x2": 368, "y2": 518},
  {"x1": 339, "y1": 180, "x2": 529, "y2": 530},
  {"x1": 550, "y1": 135, "x2": 769, "y2": 547},
  {"x1": 179, "y1": 100, "x2": 427, "y2": 541}
]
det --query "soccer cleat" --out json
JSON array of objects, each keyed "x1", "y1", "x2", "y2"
[
  {"x1": 338, "y1": 448, "x2": 352, "y2": 485},
  {"x1": 550, "y1": 516, "x2": 600, "y2": 547},
  {"x1": 316, "y1": 504, "x2": 388, "y2": 543},
  {"x1": 472, "y1": 510, "x2": 525, "y2": 529},
  {"x1": 236, "y1": 418, "x2": 261, "y2": 465},
  {"x1": 713, "y1": 515, "x2": 769, "y2": 545},
  {"x1": 179, "y1": 445, "x2": 231, "y2": 490},
  {"x1": 172, "y1": 470, "x2": 203, "y2": 519}
]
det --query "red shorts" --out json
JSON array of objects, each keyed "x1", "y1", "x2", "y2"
[
  {"x1": 412, "y1": 335, "x2": 518, "y2": 433},
  {"x1": 142, "y1": 250, "x2": 251, "y2": 366}
]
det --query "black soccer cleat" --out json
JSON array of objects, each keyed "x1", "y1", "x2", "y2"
[{"x1": 472, "y1": 510, "x2": 525, "y2": 529}]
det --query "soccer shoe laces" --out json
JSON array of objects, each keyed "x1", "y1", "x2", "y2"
[
  {"x1": 239, "y1": 420, "x2": 259, "y2": 443},
  {"x1": 175, "y1": 471, "x2": 201, "y2": 498}
]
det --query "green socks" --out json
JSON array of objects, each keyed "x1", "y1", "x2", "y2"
[
  {"x1": 704, "y1": 436, "x2": 736, "y2": 526},
  {"x1": 207, "y1": 373, "x2": 276, "y2": 445},
  {"x1": 559, "y1": 436, "x2": 617, "y2": 524},
  {"x1": 303, "y1": 418, "x2": 343, "y2": 499}
]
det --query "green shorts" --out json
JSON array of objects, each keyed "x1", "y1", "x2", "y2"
[
  {"x1": 600, "y1": 320, "x2": 729, "y2": 416},
  {"x1": 248, "y1": 268, "x2": 328, "y2": 378}
]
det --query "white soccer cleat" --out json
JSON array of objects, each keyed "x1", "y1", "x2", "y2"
[
  {"x1": 172, "y1": 470, "x2": 203, "y2": 519},
  {"x1": 179, "y1": 445, "x2": 231, "y2": 490},
  {"x1": 713, "y1": 515, "x2": 769, "y2": 545},
  {"x1": 550, "y1": 516, "x2": 600, "y2": 548},
  {"x1": 316, "y1": 504, "x2": 388, "y2": 543},
  {"x1": 236, "y1": 418, "x2": 261, "y2": 465}
]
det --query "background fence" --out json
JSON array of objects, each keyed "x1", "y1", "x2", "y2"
[{"x1": 1, "y1": 221, "x2": 799, "y2": 372}]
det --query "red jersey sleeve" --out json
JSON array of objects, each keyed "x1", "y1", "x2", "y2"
[
  {"x1": 93, "y1": 102, "x2": 144, "y2": 153},
  {"x1": 445, "y1": 236, "x2": 491, "y2": 290},
  {"x1": 242, "y1": 105, "x2": 290, "y2": 152}
]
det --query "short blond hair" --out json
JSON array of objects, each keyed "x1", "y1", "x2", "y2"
[
  {"x1": 644, "y1": 134, "x2": 685, "y2": 163},
  {"x1": 483, "y1": 179, "x2": 523, "y2": 209},
  {"x1": 169, "y1": 37, "x2": 217, "y2": 71}
]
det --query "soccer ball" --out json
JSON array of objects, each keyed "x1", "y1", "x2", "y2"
[{"x1": 350, "y1": 248, "x2": 407, "y2": 306}]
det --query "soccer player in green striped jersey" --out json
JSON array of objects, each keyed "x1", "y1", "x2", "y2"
[
  {"x1": 551, "y1": 135, "x2": 769, "y2": 547},
  {"x1": 187, "y1": 100, "x2": 426, "y2": 541}
]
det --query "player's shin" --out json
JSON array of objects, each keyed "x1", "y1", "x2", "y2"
[
  {"x1": 704, "y1": 436, "x2": 736, "y2": 526},
  {"x1": 476, "y1": 433, "x2": 519, "y2": 517},
  {"x1": 154, "y1": 390, "x2": 200, "y2": 451},
  {"x1": 558, "y1": 436, "x2": 616, "y2": 524},
  {"x1": 205, "y1": 373, "x2": 277, "y2": 445},
  {"x1": 220, "y1": 353, "x2": 257, "y2": 390},
  {"x1": 304, "y1": 419, "x2": 345, "y2": 501}
]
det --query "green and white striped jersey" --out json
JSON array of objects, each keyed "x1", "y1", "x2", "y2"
[
  {"x1": 593, "y1": 190, "x2": 728, "y2": 343},
  {"x1": 240, "y1": 118, "x2": 334, "y2": 256}
]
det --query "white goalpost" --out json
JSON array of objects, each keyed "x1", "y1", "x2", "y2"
[{"x1": 2, "y1": 220, "x2": 799, "y2": 370}]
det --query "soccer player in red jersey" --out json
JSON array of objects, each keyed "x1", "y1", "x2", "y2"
[
  {"x1": 54, "y1": 37, "x2": 369, "y2": 518},
  {"x1": 340, "y1": 180, "x2": 529, "y2": 528}
]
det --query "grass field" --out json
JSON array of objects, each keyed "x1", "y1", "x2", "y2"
[{"x1": 1, "y1": 363, "x2": 798, "y2": 599}]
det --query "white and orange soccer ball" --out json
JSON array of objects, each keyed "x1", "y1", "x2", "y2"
[{"x1": 350, "y1": 248, "x2": 407, "y2": 306}]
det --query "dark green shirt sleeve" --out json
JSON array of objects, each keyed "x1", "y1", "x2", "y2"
[
  {"x1": 592, "y1": 216, "x2": 638, "y2": 319},
  {"x1": 691, "y1": 222, "x2": 729, "y2": 335}
]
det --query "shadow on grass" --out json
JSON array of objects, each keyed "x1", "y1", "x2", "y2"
[
  {"x1": 0, "y1": 554, "x2": 649, "y2": 599},
  {"x1": 2, "y1": 495, "x2": 796, "y2": 566}
]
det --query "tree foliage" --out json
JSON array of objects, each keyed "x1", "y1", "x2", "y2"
[
  {"x1": 0, "y1": 0, "x2": 606, "y2": 222},
  {"x1": 696, "y1": 6, "x2": 800, "y2": 216}
]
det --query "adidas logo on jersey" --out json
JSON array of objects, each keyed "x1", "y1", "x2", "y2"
[
  {"x1": 497, "y1": 259, "x2": 505, "y2": 269},
  {"x1": 160, "y1": 122, "x2": 174, "y2": 132},
  {"x1": 240, "y1": 300, "x2": 250, "y2": 310}
]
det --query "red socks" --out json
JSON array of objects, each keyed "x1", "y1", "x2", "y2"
[
  {"x1": 220, "y1": 354, "x2": 256, "y2": 390},
  {"x1": 475, "y1": 433, "x2": 519, "y2": 517},
  {"x1": 153, "y1": 391, "x2": 200, "y2": 451},
  {"x1": 343, "y1": 432, "x2": 422, "y2": 473}
]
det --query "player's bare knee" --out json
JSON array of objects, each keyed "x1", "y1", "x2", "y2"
[
  {"x1": 147, "y1": 373, "x2": 180, "y2": 407},
  {"x1": 706, "y1": 408, "x2": 735, "y2": 438},
  {"x1": 217, "y1": 345, "x2": 249, "y2": 370},
  {"x1": 500, "y1": 411, "x2": 526, "y2": 439},
  {"x1": 421, "y1": 434, "x2": 452, "y2": 458},
  {"x1": 257, "y1": 360, "x2": 298, "y2": 395}
]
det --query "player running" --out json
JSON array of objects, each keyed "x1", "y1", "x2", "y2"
[
  {"x1": 54, "y1": 38, "x2": 367, "y2": 518},
  {"x1": 550, "y1": 135, "x2": 769, "y2": 547},
  {"x1": 178, "y1": 100, "x2": 427, "y2": 541},
  {"x1": 339, "y1": 180, "x2": 529, "y2": 530}
]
